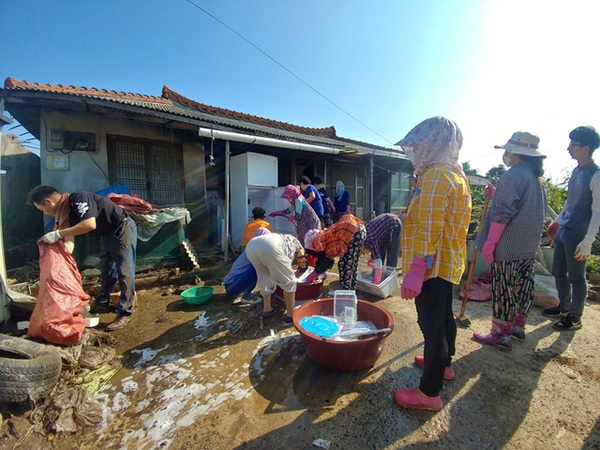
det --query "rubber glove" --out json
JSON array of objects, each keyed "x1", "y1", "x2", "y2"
[
  {"x1": 367, "y1": 258, "x2": 375, "y2": 268},
  {"x1": 345, "y1": 205, "x2": 351, "y2": 214},
  {"x1": 288, "y1": 216, "x2": 296, "y2": 223},
  {"x1": 481, "y1": 222, "x2": 506, "y2": 263},
  {"x1": 484, "y1": 182, "x2": 496, "y2": 200},
  {"x1": 38, "y1": 230, "x2": 61, "y2": 244},
  {"x1": 401, "y1": 256, "x2": 430, "y2": 299},
  {"x1": 574, "y1": 238, "x2": 594, "y2": 261},
  {"x1": 327, "y1": 198, "x2": 336, "y2": 213},
  {"x1": 373, "y1": 258, "x2": 383, "y2": 284},
  {"x1": 547, "y1": 221, "x2": 559, "y2": 240}
]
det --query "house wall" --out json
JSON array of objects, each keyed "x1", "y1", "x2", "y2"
[{"x1": 38, "y1": 110, "x2": 205, "y2": 206}]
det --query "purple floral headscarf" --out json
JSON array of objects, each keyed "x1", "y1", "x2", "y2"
[
  {"x1": 281, "y1": 184, "x2": 302, "y2": 202},
  {"x1": 395, "y1": 116, "x2": 465, "y2": 176},
  {"x1": 303, "y1": 229, "x2": 321, "y2": 251}
]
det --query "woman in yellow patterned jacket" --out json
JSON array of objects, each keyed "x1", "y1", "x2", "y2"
[{"x1": 393, "y1": 116, "x2": 472, "y2": 411}]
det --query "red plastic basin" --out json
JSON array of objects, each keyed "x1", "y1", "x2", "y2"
[
  {"x1": 275, "y1": 278, "x2": 323, "y2": 302},
  {"x1": 293, "y1": 298, "x2": 394, "y2": 371}
]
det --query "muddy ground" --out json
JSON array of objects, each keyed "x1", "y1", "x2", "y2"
[{"x1": 1, "y1": 254, "x2": 600, "y2": 450}]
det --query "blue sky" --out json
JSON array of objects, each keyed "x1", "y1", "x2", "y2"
[{"x1": 2, "y1": 0, "x2": 599, "y2": 182}]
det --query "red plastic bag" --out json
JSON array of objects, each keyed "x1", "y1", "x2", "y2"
[
  {"x1": 28, "y1": 241, "x2": 90, "y2": 345},
  {"x1": 106, "y1": 192, "x2": 153, "y2": 214}
]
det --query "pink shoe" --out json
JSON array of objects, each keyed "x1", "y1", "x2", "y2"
[
  {"x1": 393, "y1": 387, "x2": 443, "y2": 411},
  {"x1": 414, "y1": 355, "x2": 455, "y2": 380}
]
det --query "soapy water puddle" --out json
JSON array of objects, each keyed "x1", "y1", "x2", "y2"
[{"x1": 92, "y1": 309, "x2": 305, "y2": 449}]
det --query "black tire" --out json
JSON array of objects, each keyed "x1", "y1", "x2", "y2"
[{"x1": 0, "y1": 334, "x2": 62, "y2": 403}]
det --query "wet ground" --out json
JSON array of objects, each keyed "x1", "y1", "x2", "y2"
[{"x1": 3, "y1": 255, "x2": 600, "y2": 449}]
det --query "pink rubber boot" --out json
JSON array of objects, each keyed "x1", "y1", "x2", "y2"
[
  {"x1": 393, "y1": 387, "x2": 443, "y2": 411},
  {"x1": 511, "y1": 313, "x2": 527, "y2": 341},
  {"x1": 473, "y1": 318, "x2": 512, "y2": 350}
]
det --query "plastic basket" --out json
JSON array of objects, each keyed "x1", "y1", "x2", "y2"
[{"x1": 181, "y1": 286, "x2": 214, "y2": 305}]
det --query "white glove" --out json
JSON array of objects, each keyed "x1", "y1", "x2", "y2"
[
  {"x1": 38, "y1": 230, "x2": 61, "y2": 244},
  {"x1": 574, "y1": 238, "x2": 594, "y2": 261}
]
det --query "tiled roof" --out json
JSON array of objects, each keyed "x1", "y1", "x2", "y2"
[
  {"x1": 3, "y1": 77, "x2": 337, "y2": 138},
  {"x1": 162, "y1": 86, "x2": 337, "y2": 138},
  {"x1": 4, "y1": 77, "x2": 170, "y2": 104}
]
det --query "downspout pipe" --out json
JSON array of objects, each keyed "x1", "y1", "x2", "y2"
[
  {"x1": 199, "y1": 128, "x2": 340, "y2": 154},
  {"x1": 224, "y1": 140, "x2": 230, "y2": 261}
]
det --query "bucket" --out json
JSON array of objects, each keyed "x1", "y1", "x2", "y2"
[{"x1": 293, "y1": 298, "x2": 394, "y2": 371}]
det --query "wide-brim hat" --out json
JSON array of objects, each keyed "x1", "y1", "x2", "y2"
[{"x1": 494, "y1": 131, "x2": 545, "y2": 157}]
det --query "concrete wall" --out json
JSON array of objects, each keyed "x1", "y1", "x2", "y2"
[{"x1": 38, "y1": 110, "x2": 206, "y2": 210}]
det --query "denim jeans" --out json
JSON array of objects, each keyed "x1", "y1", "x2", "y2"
[
  {"x1": 415, "y1": 277, "x2": 456, "y2": 397},
  {"x1": 551, "y1": 226, "x2": 588, "y2": 319},
  {"x1": 96, "y1": 217, "x2": 137, "y2": 315}
]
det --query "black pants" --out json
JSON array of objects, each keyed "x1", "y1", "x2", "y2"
[{"x1": 415, "y1": 277, "x2": 456, "y2": 397}]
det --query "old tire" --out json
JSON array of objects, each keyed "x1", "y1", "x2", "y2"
[{"x1": 0, "y1": 334, "x2": 62, "y2": 403}]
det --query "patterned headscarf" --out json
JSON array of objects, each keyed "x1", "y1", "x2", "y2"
[
  {"x1": 335, "y1": 180, "x2": 345, "y2": 199},
  {"x1": 281, "y1": 184, "x2": 302, "y2": 202},
  {"x1": 303, "y1": 229, "x2": 321, "y2": 251},
  {"x1": 395, "y1": 116, "x2": 465, "y2": 176}
]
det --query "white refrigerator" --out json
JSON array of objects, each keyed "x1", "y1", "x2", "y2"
[{"x1": 230, "y1": 152, "x2": 296, "y2": 248}]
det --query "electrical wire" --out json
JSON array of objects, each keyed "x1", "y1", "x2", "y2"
[{"x1": 184, "y1": 0, "x2": 395, "y2": 146}]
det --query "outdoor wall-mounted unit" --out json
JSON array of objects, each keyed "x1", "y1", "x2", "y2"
[{"x1": 49, "y1": 130, "x2": 96, "y2": 152}]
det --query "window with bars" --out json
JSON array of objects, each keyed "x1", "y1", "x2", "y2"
[{"x1": 107, "y1": 135, "x2": 184, "y2": 207}]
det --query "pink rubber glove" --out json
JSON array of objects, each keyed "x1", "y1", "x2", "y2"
[
  {"x1": 373, "y1": 258, "x2": 383, "y2": 284},
  {"x1": 269, "y1": 210, "x2": 283, "y2": 217},
  {"x1": 327, "y1": 198, "x2": 336, "y2": 213},
  {"x1": 481, "y1": 222, "x2": 506, "y2": 263},
  {"x1": 373, "y1": 269, "x2": 383, "y2": 285},
  {"x1": 547, "y1": 221, "x2": 559, "y2": 240},
  {"x1": 484, "y1": 182, "x2": 496, "y2": 200},
  {"x1": 401, "y1": 256, "x2": 430, "y2": 299},
  {"x1": 367, "y1": 258, "x2": 375, "y2": 268},
  {"x1": 288, "y1": 216, "x2": 296, "y2": 223},
  {"x1": 346, "y1": 205, "x2": 351, "y2": 214}
]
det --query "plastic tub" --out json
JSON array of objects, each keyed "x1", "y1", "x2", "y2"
[
  {"x1": 275, "y1": 278, "x2": 323, "y2": 302},
  {"x1": 181, "y1": 286, "x2": 214, "y2": 305},
  {"x1": 293, "y1": 298, "x2": 394, "y2": 371}
]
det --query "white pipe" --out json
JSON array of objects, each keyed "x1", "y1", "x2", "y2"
[
  {"x1": 199, "y1": 128, "x2": 340, "y2": 155},
  {"x1": 224, "y1": 140, "x2": 230, "y2": 261}
]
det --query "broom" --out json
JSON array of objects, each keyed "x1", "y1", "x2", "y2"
[{"x1": 456, "y1": 195, "x2": 490, "y2": 327}]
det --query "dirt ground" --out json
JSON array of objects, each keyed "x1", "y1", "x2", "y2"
[{"x1": 1, "y1": 254, "x2": 600, "y2": 450}]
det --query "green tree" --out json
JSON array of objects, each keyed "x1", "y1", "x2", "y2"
[
  {"x1": 462, "y1": 161, "x2": 479, "y2": 175},
  {"x1": 486, "y1": 165, "x2": 507, "y2": 184}
]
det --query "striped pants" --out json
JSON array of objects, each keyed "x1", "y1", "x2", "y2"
[{"x1": 490, "y1": 258, "x2": 535, "y2": 322}]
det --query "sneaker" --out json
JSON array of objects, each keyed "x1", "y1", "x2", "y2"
[
  {"x1": 393, "y1": 387, "x2": 443, "y2": 411},
  {"x1": 282, "y1": 315, "x2": 294, "y2": 327},
  {"x1": 414, "y1": 355, "x2": 455, "y2": 380},
  {"x1": 511, "y1": 326, "x2": 526, "y2": 341},
  {"x1": 542, "y1": 306, "x2": 568, "y2": 318},
  {"x1": 553, "y1": 314, "x2": 582, "y2": 331},
  {"x1": 472, "y1": 331, "x2": 512, "y2": 350},
  {"x1": 106, "y1": 314, "x2": 132, "y2": 331},
  {"x1": 240, "y1": 293, "x2": 262, "y2": 305},
  {"x1": 89, "y1": 298, "x2": 114, "y2": 314}
]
